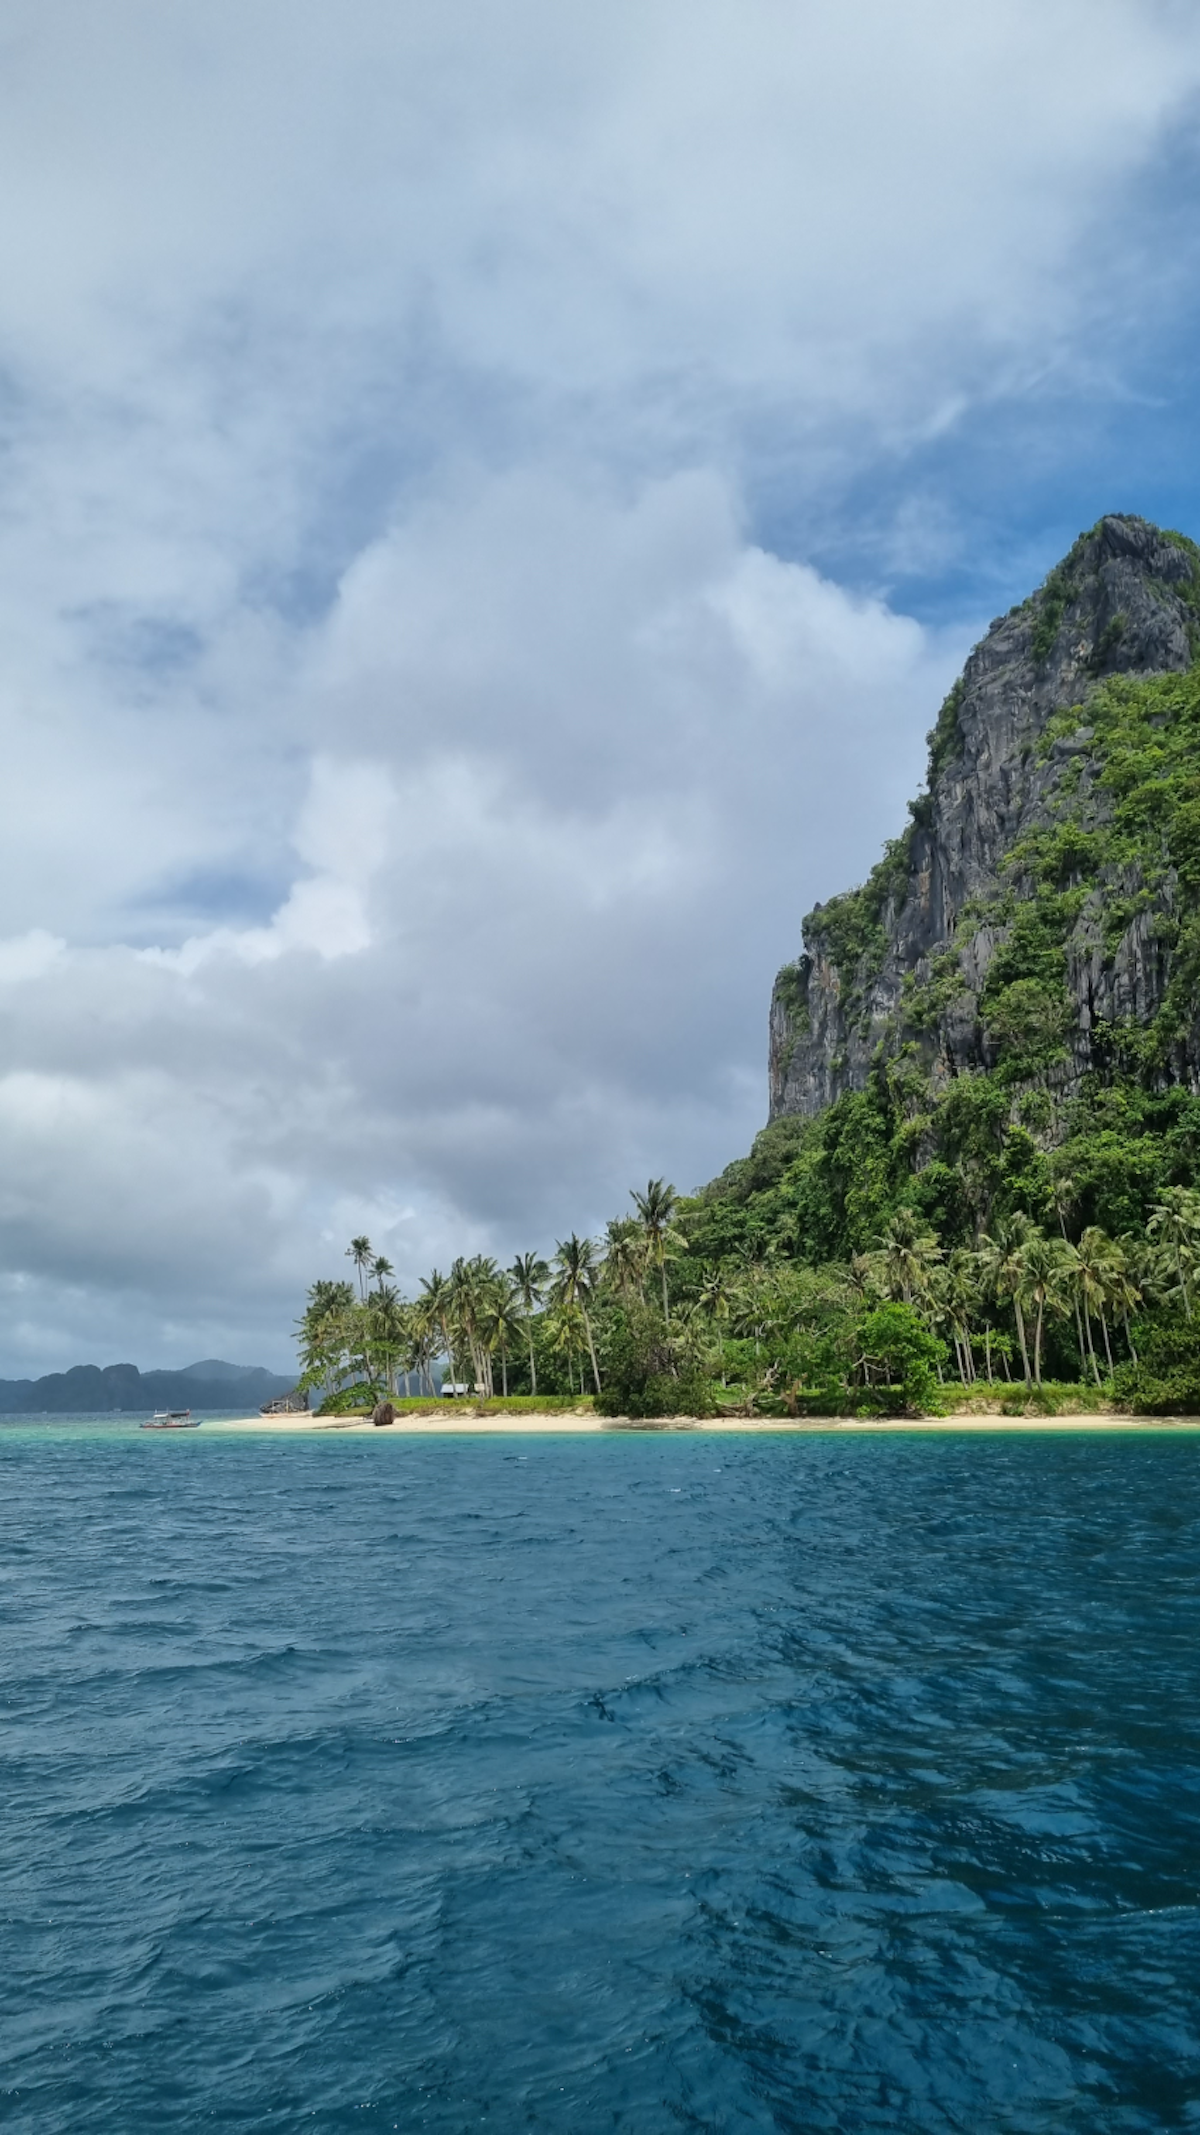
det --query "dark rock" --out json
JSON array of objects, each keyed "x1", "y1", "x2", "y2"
[
  {"x1": 372, "y1": 1401, "x2": 396, "y2": 1427},
  {"x1": 770, "y1": 515, "x2": 1200, "y2": 1120}
]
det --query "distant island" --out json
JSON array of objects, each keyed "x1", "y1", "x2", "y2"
[
  {"x1": 0, "y1": 1359, "x2": 295, "y2": 1416},
  {"x1": 288, "y1": 518, "x2": 1200, "y2": 1423}
]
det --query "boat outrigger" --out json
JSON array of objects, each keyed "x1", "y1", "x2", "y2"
[{"x1": 141, "y1": 1410, "x2": 200, "y2": 1429}]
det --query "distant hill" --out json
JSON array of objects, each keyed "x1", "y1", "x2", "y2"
[{"x1": 0, "y1": 1360, "x2": 295, "y2": 1415}]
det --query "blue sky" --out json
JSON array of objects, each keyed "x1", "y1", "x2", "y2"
[{"x1": 1, "y1": 0, "x2": 1199, "y2": 1373}]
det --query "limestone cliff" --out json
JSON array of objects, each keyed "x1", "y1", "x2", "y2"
[{"x1": 770, "y1": 515, "x2": 1200, "y2": 1120}]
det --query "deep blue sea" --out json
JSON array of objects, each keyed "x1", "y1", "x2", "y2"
[{"x1": 3, "y1": 1420, "x2": 1200, "y2": 2133}]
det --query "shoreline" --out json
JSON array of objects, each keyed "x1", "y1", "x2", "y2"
[{"x1": 205, "y1": 1411, "x2": 1200, "y2": 1435}]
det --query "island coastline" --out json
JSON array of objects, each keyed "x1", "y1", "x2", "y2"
[{"x1": 205, "y1": 1411, "x2": 1200, "y2": 1434}]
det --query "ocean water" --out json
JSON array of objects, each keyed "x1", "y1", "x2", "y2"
[{"x1": 3, "y1": 1422, "x2": 1200, "y2": 2133}]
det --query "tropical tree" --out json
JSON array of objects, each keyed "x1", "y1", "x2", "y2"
[
  {"x1": 346, "y1": 1235, "x2": 374, "y2": 1302},
  {"x1": 508, "y1": 1251, "x2": 550, "y2": 1395},
  {"x1": 945, "y1": 1248, "x2": 982, "y2": 1385},
  {"x1": 978, "y1": 1214, "x2": 1038, "y2": 1385},
  {"x1": 1111, "y1": 1235, "x2": 1144, "y2": 1364},
  {"x1": 1014, "y1": 1230, "x2": 1074, "y2": 1386},
  {"x1": 631, "y1": 1179, "x2": 686, "y2": 1320},
  {"x1": 1147, "y1": 1187, "x2": 1200, "y2": 1319},
  {"x1": 697, "y1": 1264, "x2": 735, "y2": 1379},
  {"x1": 447, "y1": 1255, "x2": 507, "y2": 1398},
  {"x1": 874, "y1": 1209, "x2": 943, "y2": 1310},
  {"x1": 417, "y1": 1269, "x2": 457, "y2": 1391},
  {"x1": 368, "y1": 1284, "x2": 408, "y2": 1395},
  {"x1": 296, "y1": 1278, "x2": 357, "y2": 1398},
  {"x1": 1075, "y1": 1226, "x2": 1127, "y2": 1383},
  {"x1": 602, "y1": 1219, "x2": 646, "y2": 1302},
  {"x1": 550, "y1": 1233, "x2": 603, "y2": 1394},
  {"x1": 547, "y1": 1298, "x2": 589, "y2": 1397},
  {"x1": 370, "y1": 1254, "x2": 395, "y2": 1292},
  {"x1": 480, "y1": 1275, "x2": 523, "y2": 1397}
]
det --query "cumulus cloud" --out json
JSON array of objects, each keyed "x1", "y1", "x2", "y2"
[
  {"x1": 0, "y1": 466, "x2": 963, "y2": 1367},
  {"x1": 0, "y1": 1, "x2": 1195, "y2": 1368}
]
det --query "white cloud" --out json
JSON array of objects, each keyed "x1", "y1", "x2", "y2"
[
  {"x1": 0, "y1": 2, "x2": 1193, "y2": 1367},
  {"x1": 0, "y1": 930, "x2": 65, "y2": 984},
  {"x1": 0, "y1": 464, "x2": 965, "y2": 1367},
  {"x1": 144, "y1": 760, "x2": 393, "y2": 972}
]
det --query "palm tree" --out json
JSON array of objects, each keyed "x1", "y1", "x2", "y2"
[
  {"x1": 508, "y1": 1252, "x2": 550, "y2": 1395},
  {"x1": 550, "y1": 1234, "x2": 603, "y2": 1394},
  {"x1": 1050, "y1": 1175, "x2": 1090, "y2": 1364},
  {"x1": 978, "y1": 1214, "x2": 1038, "y2": 1385},
  {"x1": 602, "y1": 1219, "x2": 646, "y2": 1301},
  {"x1": 1075, "y1": 1227, "x2": 1126, "y2": 1383},
  {"x1": 368, "y1": 1284, "x2": 408, "y2": 1395},
  {"x1": 631, "y1": 1179, "x2": 686, "y2": 1320},
  {"x1": 1014, "y1": 1230, "x2": 1073, "y2": 1386},
  {"x1": 1113, "y1": 1234, "x2": 1145, "y2": 1363},
  {"x1": 729, "y1": 1260, "x2": 775, "y2": 1362},
  {"x1": 370, "y1": 1254, "x2": 395, "y2": 1292},
  {"x1": 448, "y1": 1255, "x2": 506, "y2": 1398},
  {"x1": 696, "y1": 1263, "x2": 734, "y2": 1383},
  {"x1": 875, "y1": 1208, "x2": 943, "y2": 1309},
  {"x1": 295, "y1": 1278, "x2": 356, "y2": 1399},
  {"x1": 480, "y1": 1277, "x2": 523, "y2": 1397},
  {"x1": 418, "y1": 1269, "x2": 457, "y2": 1391},
  {"x1": 1147, "y1": 1187, "x2": 1200, "y2": 1319},
  {"x1": 346, "y1": 1235, "x2": 373, "y2": 1302},
  {"x1": 547, "y1": 1299, "x2": 588, "y2": 1397},
  {"x1": 946, "y1": 1248, "x2": 981, "y2": 1384}
]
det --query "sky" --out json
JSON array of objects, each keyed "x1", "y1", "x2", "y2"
[{"x1": 3, "y1": 0, "x2": 1200, "y2": 1374}]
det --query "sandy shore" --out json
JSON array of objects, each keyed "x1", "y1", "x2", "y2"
[{"x1": 206, "y1": 1411, "x2": 1200, "y2": 1434}]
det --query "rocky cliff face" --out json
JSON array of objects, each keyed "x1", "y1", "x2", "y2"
[{"x1": 769, "y1": 515, "x2": 1200, "y2": 1120}]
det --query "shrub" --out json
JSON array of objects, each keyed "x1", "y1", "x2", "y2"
[
  {"x1": 857, "y1": 1303, "x2": 947, "y2": 1414},
  {"x1": 595, "y1": 1303, "x2": 716, "y2": 1418},
  {"x1": 316, "y1": 1381, "x2": 381, "y2": 1415},
  {"x1": 1111, "y1": 1314, "x2": 1200, "y2": 1413}
]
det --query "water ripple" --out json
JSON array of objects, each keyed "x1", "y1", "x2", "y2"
[{"x1": 2, "y1": 1427, "x2": 1199, "y2": 2130}]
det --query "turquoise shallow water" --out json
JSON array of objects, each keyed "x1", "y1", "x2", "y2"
[{"x1": 3, "y1": 1422, "x2": 1200, "y2": 2132}]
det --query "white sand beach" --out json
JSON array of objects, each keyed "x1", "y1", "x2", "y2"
[{"x1": 206, "y1": 1411, "x2": 1200, "y2": 1434}]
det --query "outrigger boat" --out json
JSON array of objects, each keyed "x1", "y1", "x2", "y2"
[{"x1": 140, "y1": 1409, "x2": 200, "y2": 1429}]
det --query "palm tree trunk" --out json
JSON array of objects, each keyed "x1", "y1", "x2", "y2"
[
  {"x1": 582, "y1": 1307, "x2": 602, "y2": 1396},
  {"x1": 660, "y1": 1257, "x2": 670, "y2": 1322},
  {"x1": 1014, "y1": 1298, "x2": 1031, "y2": 1384},
  {"x1": 501, "y1": 1346, "x2": 508, "y2": 1398},
  {"x1": 1034, "y1": 1300, "x2": 1044, "y2": 1386},
  {"x1": 1083, "y1": 1299, "x2": 1100, "y2": 1386},
  {"x1": 1101, "y1": 1310, "x2": 1114, "y2": 1376},
  {"x1": 984, "y1": 1326, "x2": 993, "y2": 1382},
  {"x1": 526, "y1": 1323, "x2": 538, "y2": 1396},
  {"x1": 1123, "y1": 1307, "x2": 1138, "y2": 1366}
]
